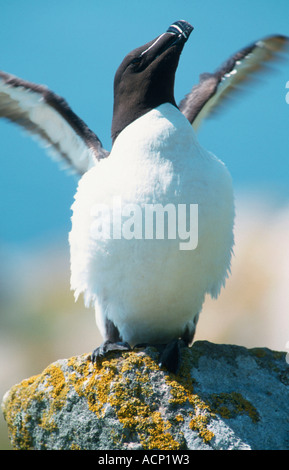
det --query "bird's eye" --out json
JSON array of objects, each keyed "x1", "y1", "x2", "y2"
[{"x1": 130, "y1": 56, "x2": 142, "y2": 66}]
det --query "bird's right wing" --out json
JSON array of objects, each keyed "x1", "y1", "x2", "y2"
[
  {"x1": 179, "y1": 35, "x2": 289, "y2": 131},
  {"x1": 0, "y1": 71, "x2": 109, "y2": 175}
]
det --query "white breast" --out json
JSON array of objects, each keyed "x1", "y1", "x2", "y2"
[{"x1": 69, "y1": 103, "x2": 234, "y2": 345}]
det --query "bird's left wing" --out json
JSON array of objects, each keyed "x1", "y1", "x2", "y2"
[
  {"x1": 0, "y1": 71, "x2": 109, "y2": 175},
  {"x1": 179, "y1": 35, "x2": 289, "y2": 131}
]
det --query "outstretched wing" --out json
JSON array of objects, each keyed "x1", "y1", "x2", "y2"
[
  {"x1": 179, "y1": 35, "x2": 289, "y2": 130},
  {"x1": 0, "y1": 71, "x2": 109, "y2": 175}
]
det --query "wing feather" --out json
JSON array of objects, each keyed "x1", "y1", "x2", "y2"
[
  {"x1": 0, "y1": 72, "x2": 109, "y2": 174},
  {"x1": 179, "y1": 35, "x2": 289, "y2": 130}
]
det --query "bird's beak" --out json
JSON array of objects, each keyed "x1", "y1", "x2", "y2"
[{"x1": 166, "y1": 20, "x2": 194, "y2": 44}]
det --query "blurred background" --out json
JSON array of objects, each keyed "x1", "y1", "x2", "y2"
[{"x1": 0, "y1": 0, "x2": 288, "y2": 449}]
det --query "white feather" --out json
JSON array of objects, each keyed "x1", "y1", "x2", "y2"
[
  {"x1": 69, "y1": 103, "x2": 234, "y2": 345},
  {"x1": 0, "y1": 77, "x2": 97, "y2": 173}
]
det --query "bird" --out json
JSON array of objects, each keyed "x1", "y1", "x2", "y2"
[{"x1": 0, "y1": 20, "x2": 288, "y2": 373}]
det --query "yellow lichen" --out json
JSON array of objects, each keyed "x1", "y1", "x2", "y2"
[
  {"x1": 4, "y1": 348, "x2": 219, "y2": 450},
  {"x1": 69, "y1": 351, "x2": 181, "y2": 450},
  {"x1": 209, "y1": 392, "x2": 260, "y2": 423},
  {"x1": 38, "y1": 364, "x2": 68, "y2": 432},
  {"x1": 71, "y1": 443, "x2": 81, "y2": 450},
  {"x1": 164, "y1": 350, "x2": 215, "y2": 444},
  {"x1": 175, "y1": 414, "x2": 184, "y2": 422},
  {"x1": 2, "y1": 363, "x2": 69, "y2": 449},
  {"x1": 71, "y1": 357, "x2": 118, "y2": 418},
  {"x1": 189, "y1": 414, "x2": 215, "y2": 443}
]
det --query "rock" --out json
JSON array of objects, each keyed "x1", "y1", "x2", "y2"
[{"x1": 2, "y1": 341, "x2": 289, "y2": 450}]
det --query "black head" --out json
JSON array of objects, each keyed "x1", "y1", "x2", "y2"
[{"x1": 111, "y1": 20, "x2": 193, "y2": 143}]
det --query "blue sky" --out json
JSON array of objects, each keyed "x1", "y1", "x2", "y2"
[{"x1": 1, "y1": 0, "x2": 288, "y2": 245}]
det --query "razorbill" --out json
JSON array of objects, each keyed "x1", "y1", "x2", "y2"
[{"x1": 0, "y1": 21, "x2": 288, "y2": 373}]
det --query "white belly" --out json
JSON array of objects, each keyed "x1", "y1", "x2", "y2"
[{"x1": 69, "y1": 104, "x2": 234, "y2": 345}]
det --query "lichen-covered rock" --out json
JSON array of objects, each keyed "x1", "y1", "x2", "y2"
[{"x1": 2, "y1": 341, "x2": 289, "y2": 450}]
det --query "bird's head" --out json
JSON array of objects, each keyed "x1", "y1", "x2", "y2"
[{"x1": 111, "y1": 20, "x2": 193, "y2": 142}]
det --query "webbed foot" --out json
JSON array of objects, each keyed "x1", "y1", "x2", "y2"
[
  {"x1": 90, "y1": 340, "x2": 131, "y2": 363},
  {"x1": 133, "y1": 339, "x2": 185, "y2": 374},
  {"x1": 158, "y1": 339, "x2": 185, "y2": 374}
]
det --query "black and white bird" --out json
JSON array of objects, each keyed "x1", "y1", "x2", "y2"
[{"x1": 0, "y1": 21, "x2": 288, "y2": 373}]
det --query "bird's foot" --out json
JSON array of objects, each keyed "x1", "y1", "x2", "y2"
[
  {"x1": 133, "y1": 339, "x2": 186, "y2": 374},
  {"x1": 158, "y1": 339, "x2": 185, "y2": 374},
  {"x1": 133, "y1": 343, "x2": 150, "y2": 350},
  {"x1": 90, "y1": 340, "x2": 131, "y2": 363}
]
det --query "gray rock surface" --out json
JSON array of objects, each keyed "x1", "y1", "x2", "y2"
[{"x1": 2, "y1": 341, "x2": 289, "y2": 450}]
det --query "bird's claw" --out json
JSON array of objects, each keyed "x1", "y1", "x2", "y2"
[{"x1": 90, "y1": 340, "x2": 131, "y2": 363}]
